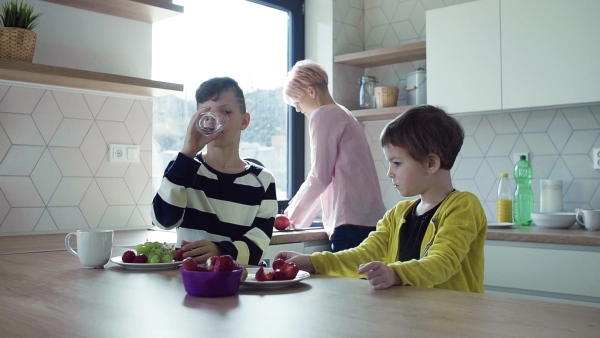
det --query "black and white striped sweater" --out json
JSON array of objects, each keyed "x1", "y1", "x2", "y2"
[{"x1": 151, "y1": 153, "x2": 277, "y2": 265}]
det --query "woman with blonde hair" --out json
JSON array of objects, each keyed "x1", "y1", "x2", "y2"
[{"x1": 282, "y1": 60, "x2": 386, "y2": 252}]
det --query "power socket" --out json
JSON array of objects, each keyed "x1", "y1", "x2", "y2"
[
  {"x1": 109, "y1": 144, "x2": 140, "y2": 163},
  {"x1": 593, "y1": 148, "x2": 600, "y2": 169},
  {"x1": 513, "y1": 152, "x2": 529, "y2": 163}
]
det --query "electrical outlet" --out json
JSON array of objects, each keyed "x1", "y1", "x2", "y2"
[
  {"x1": 593, "y1": 148, "x2": 600, "y2": 169},
  {"x1": 109, "y1": 144, "x2": 140, "y2": 163},
  {"x1": 513, "y1": 152, "x2": 529, "y2": 163}
]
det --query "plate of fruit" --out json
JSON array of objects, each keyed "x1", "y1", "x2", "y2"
[
  {"x1": 110, "y1": 241, "x2": 183, "y2": 270},
  {"x1": 241, "y1": 258, "x2": 309, "y2": 288}
]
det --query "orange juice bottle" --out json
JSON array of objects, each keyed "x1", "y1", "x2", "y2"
[{"x1": 497, "y1": 173, "x2": 513, "y2": 222}]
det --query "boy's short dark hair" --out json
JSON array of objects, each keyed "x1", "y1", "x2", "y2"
[
  {"x1": 195, "y1": 77, "x2": 246, "y2": 113},
  {"x1": 380, "y1": 105, "x2": 464, "y2": 170}
]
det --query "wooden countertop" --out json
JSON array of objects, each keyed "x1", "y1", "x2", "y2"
[
  {"x1": 270, "y1": 228, "x2": 329, "y2": 245},
  {"x1": 486, "y1": 225, "x2": 600, "y2": 246},
  {"x1": 1, "y1": 225, "x2": 598, "y2": 256},
  {"x1": 1, "y1": 250, "x2": 598, "y2": 337},
  {"x1": 274, "y1": 226, "x2": 600, "y2": 247}
]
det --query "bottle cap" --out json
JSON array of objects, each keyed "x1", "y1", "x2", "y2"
[
  {"x1": 520, "y1": 155, "x2": 527, "y2": 160},
  {"x1": 500, "y1": 172, "x2": 508, "y2": 177}
]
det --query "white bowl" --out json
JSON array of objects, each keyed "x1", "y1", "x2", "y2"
[{"x1": 531, "y1": 212, "x2": 576, "y2": 229}]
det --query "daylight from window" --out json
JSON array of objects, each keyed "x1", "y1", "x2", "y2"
[{"x1": 152, "y1": 0, "x2": 289, "y2": 200}]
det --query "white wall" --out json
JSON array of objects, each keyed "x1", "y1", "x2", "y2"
[
  {"x1": 0, "y1": 0, "x2": 154, "y2": 235},
  {"x1": 304, "y1": 0, "x2": 334, "y2": 176},
  {"x1": 3, "y1": 0, "x2": 152, "y2": 78}
]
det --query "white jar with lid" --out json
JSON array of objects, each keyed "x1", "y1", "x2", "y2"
[{"x1": 540, "y1": 179, "x2": 563, "y2": 213}]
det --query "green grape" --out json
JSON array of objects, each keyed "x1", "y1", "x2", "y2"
[
  {"x1": 135, "y1": 244, "x2": 150, "y2": 256},
  {"x1": 161, "y1": 254, "x2": 173, "y2": 263},
  {"x1": 149, "y1": 255, "x2": 161, "y2": 263},
  {"x1": 148, "y1": 241, "x2": 162, "y2": 249},
  {"x1": 134, "y1": 241, "x2": 174, "y2": 263}
]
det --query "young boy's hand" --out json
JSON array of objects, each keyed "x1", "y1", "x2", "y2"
[
  {"x1": 181, "y1": 107, "x2": 223, "y2": 158},
  {"x1": 180, "y1": 239, "x2": 222, "y2": 263},
  {"x1": 275, "y1": 251, "x2": 315, "y2": 273},
  {"x1": 357, "y1": 261, "x2": 402, "y2": 290}
]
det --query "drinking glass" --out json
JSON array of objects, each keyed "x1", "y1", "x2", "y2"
[{"x1": 196, "y1": 111, "x2": 228, "y2": 135}]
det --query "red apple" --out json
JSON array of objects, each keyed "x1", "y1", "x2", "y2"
[{"x1": 274, "y1": 214, "x2": 291, "y2": 230}]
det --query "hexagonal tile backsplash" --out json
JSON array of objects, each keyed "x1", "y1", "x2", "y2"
[
  {"x1": 364, "y1": 106, "x2": 600, "y2": 221},
  {"x1": 335, "y1": 0, "x2": 600, "y2": 221},
  {"x1": 0, "y1": 84, "x2": 152, "y2": 235}
]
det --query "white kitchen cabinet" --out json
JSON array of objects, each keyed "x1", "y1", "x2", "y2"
[
  {"x1": 501, "y1": 0, "x2": 600, "y2": 109},
  {"x1": 426, "y1": 0, "x2": 502, "y2": 114},
  {"x1": 484, "y1": 240, "x2": 600, "y2": 307},
  {"x1": 427, "y1": 0, "x2": 600, "y2": 114}
]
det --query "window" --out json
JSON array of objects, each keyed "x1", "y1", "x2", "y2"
[{"x1": 152, "y1": 0, "x2": 304, "y2": 209}]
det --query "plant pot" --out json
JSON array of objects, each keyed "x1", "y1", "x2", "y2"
[{"x1": 0, "y1": 27, "x2": 37, "y2": 62}]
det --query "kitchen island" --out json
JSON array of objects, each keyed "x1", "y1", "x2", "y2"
[
  {"x1": 1, "y1": 225, "x2": 599, "y2": 308},
  {"x1": 1, "y1": 250, "x2": 598, "y2": 338}
]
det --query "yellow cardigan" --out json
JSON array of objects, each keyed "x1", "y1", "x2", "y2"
[{"x1": 310, "y1": 190, "x2": 487, "y2": 293}]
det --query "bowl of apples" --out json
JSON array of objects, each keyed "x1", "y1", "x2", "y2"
[{"x1": 181, "y1": 255, "x2": 246, "y2": 297}]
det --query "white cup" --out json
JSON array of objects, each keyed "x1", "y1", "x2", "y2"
[
  {"x1": 540, "y1": 179, "x2": 563, "y2": 213},
  {"x1": 65, "y1": 229, "x2": 114, "y2": 268},
  {"x1": 576, "y1": 209, "x2": 600, "y2": 231},
  {"x1": 575, "y1": 208, "x2": 585, "y2": 228}
]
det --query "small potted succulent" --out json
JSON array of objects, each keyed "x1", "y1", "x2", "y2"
[{"x1": 0, "y1": 0, "x2": 42, "y2": 62}]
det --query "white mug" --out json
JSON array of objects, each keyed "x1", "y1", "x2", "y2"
[
  {"x1": 65, "y1": 229, "x2": 114, "y2": 268},
  {"x1": 576, "y1": 210, "x2": 600, "y2": 231}
]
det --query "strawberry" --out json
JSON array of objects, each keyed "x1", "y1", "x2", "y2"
[
  {"x1": 174, "y1": 249, "x2": 185, "y2": 262},
  {"x1": 254, "y1": 266, "x2": 273, "y2": 281},
  {"x1": 272, "y1": 258, "x2": 286, "y2": 270},
  {"x1": 122, "y1": 250, "x2": 136, "y2": 263},
  {"x1": 181, "y1": 257, "x2": 198, "y2": 271},
  {"x1": 206, "y1": 255, "x2": 237, "y2": 272},
  {"x1": 132, "y1": 254, "x2": 147, "y2": 263},
  {"x1": 280, "y1": 262, "x2": 300, "y2": 280},
  {"x1": 272, "y1": 269, "x2": 287, "y2": 280}
]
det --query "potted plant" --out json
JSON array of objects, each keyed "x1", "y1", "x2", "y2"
[{"x1": 0, "y1": 0, "x2": 41, "y2": 62}]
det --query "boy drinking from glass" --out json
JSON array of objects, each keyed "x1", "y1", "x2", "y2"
[{"x1": 152, "y1": 77, "x2": 278, "y2": 266}]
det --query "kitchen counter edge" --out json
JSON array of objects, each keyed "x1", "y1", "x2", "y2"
[{"x1": 1, "y1": 226, "x2": 599, "y2": 255}]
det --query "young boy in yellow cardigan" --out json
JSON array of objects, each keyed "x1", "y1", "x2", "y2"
[{"x1": 276, "y1": 105, "x2": 487, "y2": 293}]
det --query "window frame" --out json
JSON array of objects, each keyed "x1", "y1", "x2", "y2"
[{"x1": 248, "y1": 0, "x2": 305, "y2": 212}]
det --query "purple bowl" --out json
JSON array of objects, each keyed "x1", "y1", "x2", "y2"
[{"x1": 181, "y1": 268, "x2": 243, "y2": 297}]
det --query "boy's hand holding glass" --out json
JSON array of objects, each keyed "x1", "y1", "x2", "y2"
[{"x1": 181, "y1": 108, "x2": 227, "y2": 158}]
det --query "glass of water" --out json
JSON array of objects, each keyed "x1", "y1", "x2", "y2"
[{"x1": 196, "y1": 111, "x2": 229, "y2": 135}]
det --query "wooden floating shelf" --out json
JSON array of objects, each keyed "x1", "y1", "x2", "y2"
[
  {"x1": 334, "y1": 42, "x2": 426, "y2": 68},
  {"x1": 0, "y1": 60, "x2": 183, "y2": 97},
  {"x1": 41, "y1": 0, "x2": 184, "y2": 23},
  {"x1": 351, "y1": 105, "x2": 416, "y2": 122}
]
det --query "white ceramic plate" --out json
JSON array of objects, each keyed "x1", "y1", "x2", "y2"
[
  {"x1": 241, "y1": 268, "x2": 310, "y2": 288},
  {"x1": 110, "y1": 256, "x2": 182, "y2": 270},
  {"x1": 488, "y1": 222, "x2": 514, "y2": 229},
  {"x1": 533, "y1": 222, "x2": 574, "y2": 229}
]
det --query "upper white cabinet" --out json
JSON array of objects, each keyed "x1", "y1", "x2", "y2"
[
  {"x1": 427, "y1": 0, "x2": 600, "y2": 114},
  {"x1": 426, "y1": 0, "x2": 501, "y2": 114},
  {"x1": 501, "y1": 0, "x2": 600, "y2": 109}
]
